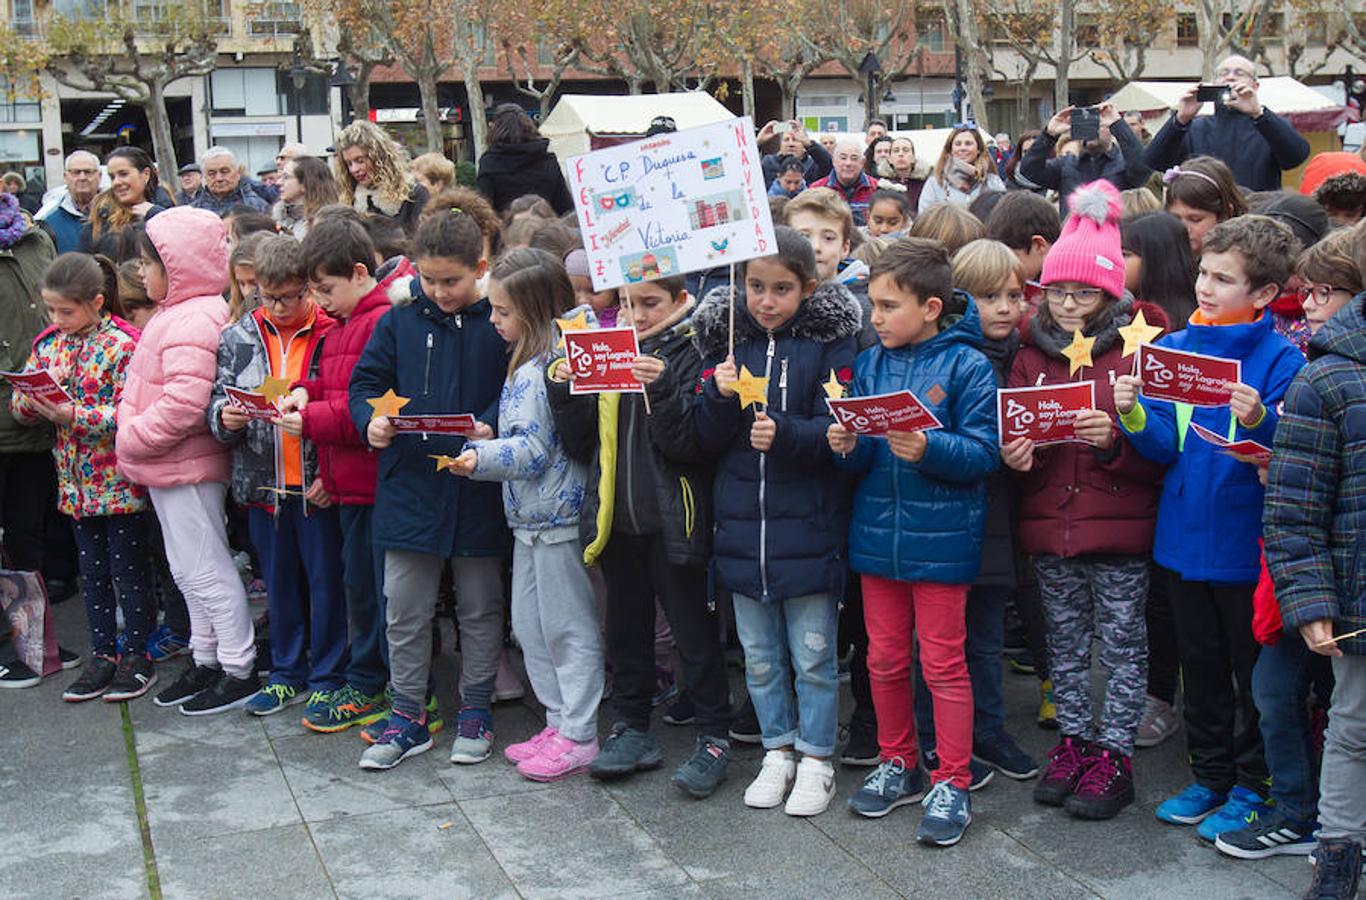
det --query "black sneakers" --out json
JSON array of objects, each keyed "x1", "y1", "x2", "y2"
[
  {"x1": 180, "y1": 671, "x2": 259, "y2": 716},
  {"x1": 1305, "y1": 839, "x2": 1362, "y2": 899},
  {"x1": 0, "y1": 658, "x2": 41, "y2": 689},
  {"x1": 63, "y1": 655, "x2": 119, "y2": 702},
  {"x1": 104, "y1": 653, "x2": 158, "y2": 703},
  {"x1": 154, "y1": 662, "x2": 222, "y2": 708}
]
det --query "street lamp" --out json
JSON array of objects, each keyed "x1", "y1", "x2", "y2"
[
  {"x1": 289, "y1": 46, "x2": 307, "y2": 144},
  {"x1": 330, "y1": 59, "x2": 357, "y2": 127},
  {"x1": 858, "y1": 51, "x2": 883, "y2": 127}
]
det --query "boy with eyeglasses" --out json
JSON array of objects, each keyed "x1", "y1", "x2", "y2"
[
  {"x1": 208, "y1": 234, "x2": 349, "y2": 719},
  {"x1": 1113, "y1": 215, "x2": 1306, "y2": 838}
]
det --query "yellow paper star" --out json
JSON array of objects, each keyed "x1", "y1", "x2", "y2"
[
  {"x1": 256, "y1": 376, "x2": 293, "y2": 405},
  {"x1": 366, "y1": 388, "x2": 411, "y2": 420},
  {"x1": 429, "y1": 454, "x2": 459, "y2": 472},
  {"x1": 822, "y1": 369, "x2": 845, "y2": 400},
  {"x1": 556, "y1": 310, "x2": 591, "y2": 335},
  {"x1": 734, "y1": 365, "x2": 770, "y2": 410},
  {"x1": 1118, "y1": 308, "x2": 1165, "y2": 359},
  {"x1": 1061, "y1": 329, "x2": 1096, "y2": 377}
]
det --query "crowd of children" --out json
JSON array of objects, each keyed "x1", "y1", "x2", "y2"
[{"x1": 2, "y1": 128, "x2": 1365, "y2": 898}]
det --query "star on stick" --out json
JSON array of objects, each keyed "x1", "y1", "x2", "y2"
[
  {"x1": 1118, "y1": 309, "x2": 1165, "y2": 359},
  {"x1": 366, "y1": 388, "x2": 410, "y2": 420},
  {"x1": 734, "y1": 365, "x2": 770, "y2": 410},
  {"x1": 556, "y1": 309, "x2": 591, "y2": 335},
  {"x1": 256, "y1": 376, "x2": 293, "y2": 405},
  {"x1": 1062, "y1": 329, "x2": 1096, "y2": 377},
  {"x1": 822, "y1": 369, "x2": 846, "y2": 400},
  {"x1": 430, "y1": 454, "x2": 459, "y2": 472}
]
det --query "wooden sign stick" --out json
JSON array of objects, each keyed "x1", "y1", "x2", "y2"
[
  {"x1": 622, "y1": 284, "x2": 652, "y2": 415},
  {"x1": 1314, "y1": 626, "x2": 1366, "y2": 648},
  {"x1": 727, "y1": 263, "x2": 736, "y2": 357}
]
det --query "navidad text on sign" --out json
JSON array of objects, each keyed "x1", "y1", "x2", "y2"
[
  {"x1": 390, "y1": 414, "x2": 479, "y2": 435},
  {"x1": 1, "y1": 369, "x2": 73, "y2": 404},
  {"x1": 224, "y1": 386, "x2": 280, "y2": 421},
  {"x1": 564, "y1": 327, "x2": 644, "y2": 395},
  {"x1": 566, "y1": 117, "x2": 778, "y2": 292},
  {"x1": 1136, "y1": 344, "x2": 1241, "y2": 407},
  {"x1": 826, "y1": 391, "x2": 943, "y2": 436},
  {"x1": 997, "y1": 381, "x2": 1096, "y2": 446}
]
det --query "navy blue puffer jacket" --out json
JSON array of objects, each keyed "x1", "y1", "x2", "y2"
[
  {"x1": 836, "y1": 294, "x2": 1000, "y2": 585},
  {"x1": 693, "y1": 283, "x2": 860, "y2": 603}
]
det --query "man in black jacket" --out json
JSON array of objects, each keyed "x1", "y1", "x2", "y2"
[
  {"x1": 1143, "y1": 55, "x2": 1309, "y2": 192},
  {"x1": 1023, "y1": 101, "x2": 1151, "y2": 214},
  {"x1": 758, "y1": 119, "x2": 833, "y2": 188}
]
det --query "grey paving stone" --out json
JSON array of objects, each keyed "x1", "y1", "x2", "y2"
[
  {"x1": 310, "y1": 803, "x2": 519, "y2": 899},
  {"x1": 461, "y1": 780, "x2": 690, "y2": 899},
  {"x1": 156, "y1": 823, "x2": 333, "y2": 900},
  {"x1": 272, "y1": 729, "x2": 453, "y2": 823}
]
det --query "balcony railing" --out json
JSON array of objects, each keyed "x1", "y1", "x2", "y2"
[{"x1": 245, "y1": 1, "x2": 299, "y2": 37}]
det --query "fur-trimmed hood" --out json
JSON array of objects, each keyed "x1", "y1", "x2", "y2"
[
  {"x1": 692, "y1": 280, "x2": 863, "y2": 361},
  {"x1": 1022, "y1": 293, "x2": 1169, "y2": 360}
]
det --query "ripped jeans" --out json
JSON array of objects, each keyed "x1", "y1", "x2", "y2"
[{"x1": 732, "y1": 591, "x2": 839, "y2": 757}]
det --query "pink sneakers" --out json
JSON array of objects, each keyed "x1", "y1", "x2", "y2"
[
  {"x1": 504, "y1": 726, "x2": 558, "y2": 764},
  {"x1": 515, "y1": 732, "x2": 599, "y2": 782}
]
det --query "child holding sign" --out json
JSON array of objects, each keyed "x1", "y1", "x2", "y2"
[
  {"x1": 546, "y1": 275, "x2": 734, "y2": 797},
  {"x1": 207, "y1": 235, "x2": 346, "y2": 720},
  {"x1": 1003, "y1": 182, "x2": 1167, "y2": 819},
  {"x1": 11, "y1": 254, "x2": 154, "y2": 702},
  {"x1": 826, "y1": 238, "x2": 998, "y2": 847},
  {"x1": 1115, "y1": 215, "x2": 1306, "y2": 838},
  {"x1": 446, "y1": 248, "x2": 603, "y2": 782},
  {"x1": 349, "y1": 207, "x2": 510, "y2": 771},
  {"x1": 694, "y1": 226, "x2": 861, "y2": 817}
]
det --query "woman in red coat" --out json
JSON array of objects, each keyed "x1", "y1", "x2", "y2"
[{"x1": 1002, "y1": 181, "x2": 1167, "y2": 821}]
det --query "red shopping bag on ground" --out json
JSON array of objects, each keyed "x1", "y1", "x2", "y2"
[{"x1": 0, "y1": 569, "x2": 61, "y2": 676}]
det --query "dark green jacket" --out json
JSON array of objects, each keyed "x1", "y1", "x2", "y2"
[{"x1": 0, "y1": 227, "x2": 56, "y2": 454}]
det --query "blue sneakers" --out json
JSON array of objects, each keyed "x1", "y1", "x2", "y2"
[
  {"x1": 448, "y1": 706, "x2": 495, "y2": 764},
  {"x1": 916, "y1": 780, "x2": 972, "y2": 847},
  {"x1": 1196, "y1": 786, "x2": 1269, "y2": 842},
  {"x1": 847, "y1": 758, "x2": 925, "y2": 818},
  {"x1": 1214, "y1": 806, "x2": 1318, "y2": 859},
  {"x1": 921, "y1": 748, "x2": 996, "y2": 791},
  {"x1": 359, "y1": 711, "x2": 433, "y2": 771},
  {"x1": 244, "y1": 681, "x2": 306, "y2": 716},
  {"x1": 147, "y1": 625, "x2": 190, "y2": 662},
  {"x1": 1156, "y1": 782, "x2": 1227, "y2": 825}
]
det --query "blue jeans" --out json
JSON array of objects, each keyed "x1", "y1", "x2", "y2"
[
  {"x1": 1251, "y1": 631, "x2": 1323, "y2": 822},
  {"x1": 339, "y1": 505, "x2": 388, "y2": 695},
  {"x1": 73, "y1": 513, "x2": 154, "y2": 656},
  {"x1": 732, "y1": 592, "x2": 839, "y2": 757},
  {"x1": 913, "y1": 584, "x2": 1009, "y2": 748},
  {"x1": 247, "y1": 499, "x2": 348, "y2": 691}
]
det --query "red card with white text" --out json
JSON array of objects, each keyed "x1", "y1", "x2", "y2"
[
  {"x1": 826, "y1": 391, "x2": 943, "y2": 435},
  {"x1": 224, "y1": 386, "x2": 280, "y2": 421},
  {"x1": 997, "y1": 381, "x2": 1096, "y2": 446},
  {"x1": 390, "y1": 414, "x2": 479, "y2": 435},
  {"x1": 565, "y1": 327, "x2": 643, "y2": 395},
  {"x1": 1188, "y1": 421, "x2": 1273, "y2": 466},
  {"x1": 1136, "y1": 344, "x2": 1241, "y2": 407},
  {"x1": 1, "y1": 369, "x2": 73, "y2": 404}
]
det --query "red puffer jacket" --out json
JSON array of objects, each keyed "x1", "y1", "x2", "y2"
[
  {"x1": 295, "y1": 281, "x2": 392, "y2": 504},
  {"x1": 1008, "y1": 298, "x2": 1168, "y2": 558}
]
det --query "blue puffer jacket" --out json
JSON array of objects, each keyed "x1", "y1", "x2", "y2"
[
  {"x1": 836, "y1": 293, "x2": 1000, "y2": 585},
  {"x1": 348, "y1": 281, "x2": 510, "y2": 558},
  {"x1": 693, "y1": 282, "x2": 861, "y2": 603},
  {"x1": 1119, "y1": 310, "x2": 1305, "y2": 583}
]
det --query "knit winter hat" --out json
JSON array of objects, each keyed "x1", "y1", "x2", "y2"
[
  {"x1": 1299, "y1": 151, "x2": 1366, "y2": 197},
  {"x1": 564, "y1": 248, "x2": 591, "y2": 279},
  {"x1": 1039, "y1": 180, "x2": 1124, "y2": 300}
]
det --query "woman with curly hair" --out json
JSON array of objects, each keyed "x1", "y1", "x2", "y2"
[
  {"x1": 333, "y1": 120, "x2": 429, "y2": 236},
  {"x1": 273, "y1": 156, "x2": 339, "y2": 239},
  {"x1": 918, "y1": 126, "x2": 1005, "y2": 214},
  {"x1": 79, "y1": 147, "x2": 167, "y2": 262}
]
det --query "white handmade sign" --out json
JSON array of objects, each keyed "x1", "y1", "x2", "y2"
[{"x1": 565, "y1": 116, "x2": 778, "y2": 292}]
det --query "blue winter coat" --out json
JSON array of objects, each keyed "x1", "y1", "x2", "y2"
[
  {"x1": 1119, "y1": 311, "x2": 1305, "y2": 583},
  {"x1": 348, "y1": 283, "x2": 511, "y2": 558},
  {"x1": 693, "y1": 282, "x2": 861, "y2": 603},
  {"x1": 836, "y1": 294, "x2": 1000, "y2": 585}
]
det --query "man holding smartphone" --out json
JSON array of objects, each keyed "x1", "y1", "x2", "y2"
[
  {"x1": 1021, "y1": 101, "x2": 1152, "y2": 214},
  {"x1": 1142, "y1": 54, "x2": 1309, "y2": 192},
  {"x1": 758, "y1": 119, "x2": 834, "y2": 188}
]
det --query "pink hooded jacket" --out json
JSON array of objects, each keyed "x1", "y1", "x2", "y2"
[{"x1": 115, "y1": 207, "x2": 231, "y2": 488}]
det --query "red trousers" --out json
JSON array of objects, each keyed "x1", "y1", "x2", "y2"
[{"x1": 861, "y1": 575, "x2": 973, "y2": 790}]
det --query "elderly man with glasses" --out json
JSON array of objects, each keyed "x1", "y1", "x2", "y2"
[
  {"x1": 35, "y1": 151, "x2": 103, "y2": 253},
  {"x1": 1143, "y1": 54, "x2": 1309, "y2": 192}
]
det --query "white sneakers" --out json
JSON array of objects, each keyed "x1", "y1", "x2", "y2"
[{"x1": 743, "y1": 750, "x2": 835, "y2": 816}]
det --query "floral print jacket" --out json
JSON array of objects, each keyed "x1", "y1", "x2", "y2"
[{"x1": 10, "y1": 316, "x2": 148, "y2": 518}]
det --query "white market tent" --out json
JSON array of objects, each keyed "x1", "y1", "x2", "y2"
[{"x1": 540, "y1": 92, "x2": 735, "y2": 162}]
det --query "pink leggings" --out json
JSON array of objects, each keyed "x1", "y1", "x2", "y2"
[{"x1": 861, "y1": 575, "x2": 973, "y2": 790}]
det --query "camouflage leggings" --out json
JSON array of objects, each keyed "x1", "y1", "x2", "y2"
[{"x1": 1034, "y1": 555, "x2": 1150, "y2": 756}]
